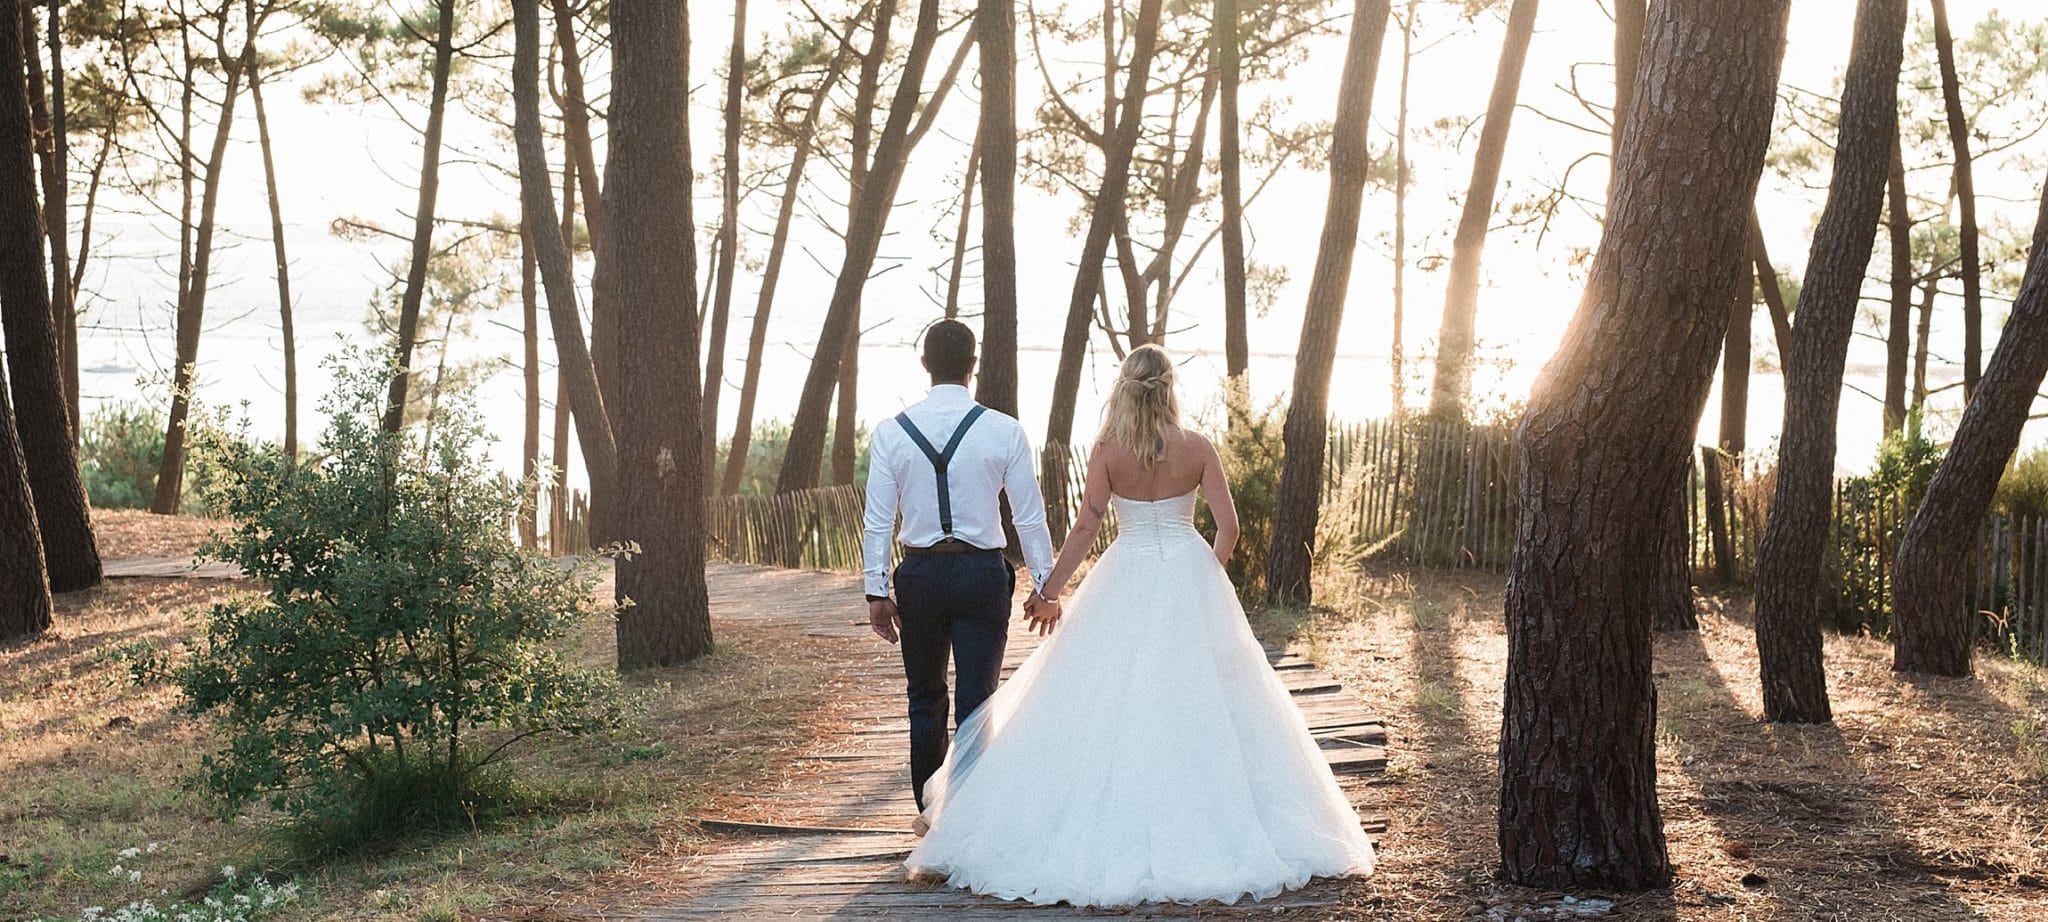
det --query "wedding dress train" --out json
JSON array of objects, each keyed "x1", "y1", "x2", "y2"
[{"x1": 903, "y1": 490, "x2": 1375, "y2": 907}]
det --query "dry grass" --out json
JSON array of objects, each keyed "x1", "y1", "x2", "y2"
[
  {"x1": 89, "y1": 508, "x2": 222, "y2": 560},
  {"x1": 1255, "y1": 568, "x2": 2048, "y2": 920},
  {"x1": 1, "y1": 570, "x2": 841, "y2": 921}
]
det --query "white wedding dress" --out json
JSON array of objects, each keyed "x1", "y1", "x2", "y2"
[{"x1": 903, "y1": 490, "x2": 1375, "y2": 907}]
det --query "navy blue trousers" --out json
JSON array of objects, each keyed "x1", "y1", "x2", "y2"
[{"x1": 894, "y1": 550, "x2": 1013, "y2": 809}]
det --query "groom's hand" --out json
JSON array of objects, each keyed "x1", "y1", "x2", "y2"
[
  {"x1": 1026, "y1": 592, "x2": 1062, "y2": 637},
  {"x1": 868, "y1": 598, "x2": 901, "y2": 644}
]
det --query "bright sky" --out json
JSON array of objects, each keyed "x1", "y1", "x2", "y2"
[{"x1": 73, "y1": 0, "x2": 2047, "y2": 484}]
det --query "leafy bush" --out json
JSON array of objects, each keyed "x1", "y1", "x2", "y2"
[
  {"x1": 1196, "y1": 382, "x2": 1285, "y2": 598},
  {"x1": 148, "y1": 353, "x2": 623, "y2": 853},
  {"x1": 79, "y1": 402, "x2": 164, "y2": 509},
  {"x1": 1822, "y1": 410, "x2": 1946, "y2": 635},
  {"x1": 716, "y1": 417, "x2": 868, "y2": 497},
  {"x1": 1997, "y1": 446, "x2": 2048, "y2": 519}
]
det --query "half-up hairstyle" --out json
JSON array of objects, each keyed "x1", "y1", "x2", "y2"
[{"x1": 1102, "y1": 344, "x2": 1181, "y2": 468}]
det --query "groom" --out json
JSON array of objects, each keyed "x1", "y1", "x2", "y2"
[{"x1": 861, "y1": 320, "x2": 1060, "y2": 813}]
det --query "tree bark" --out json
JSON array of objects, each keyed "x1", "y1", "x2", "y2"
[
  {"x1": 1427, "y1": 0, "x2": 1539, "y2": 421},
  {"x1": 520, "y1": 226, "x2": 541, "y2": 550},
  {"x1": 775, "y1": 0, "x2": 951, "y2": 495},
  {"x1": 944, "y1": 137, "x2": 979, "y2": 320},
  {"x1": 1262, "y1": 0, "x2": 1392, "y2": 605},
  {"x1": 1883, "y1": 138, "x2": 1912, "y2": 436},
  {"x1": 606, "y1": 0, "x2": 715, "y2": 665},
  {"x1": 1042, "y1": 0, "x2": 1166, "y2": 534},
  {"x1": 20, "y1": 2, "x2": 72, "y2": 436},
  {"x1": 381, "y1": 0, "x2": 458, "y2": 433},
  {"x1": 0, "y1": 365, "x2": 47, "y2": 640},
  {"x1": 702, "y1": 0, "x2": 748, "y2": 471},
  {"x1": 1611, "y1": 0, "x2": 1644, "y2": 181},
  {"x1": 1216, "y1": 0, "x2": 1249, "y2": 382},
  {"x1": 246, "y1": 9, "x2": 296, "y2": 458},
  {"x1": 976, "y1": 0, "x2": 1019, "y2": 420},
  {"x1": 513, "y1": 0, "x2": 618, "y2": 545},
  {"x1": 1389, "y1": 0, "x2": 1419, "y2": 416},
  {"x1": 1930, "y1": 0, "x2": 1981, "y2": 401},
  {"x1": 550, "y1": 0, "x2": 615, "y2": 408},
  {"x1": 3, "y1": 0, "x2": 96, "y2": 591},
  {"x1": 720, "y1": 52, "x2": 850, "y2": 497},
  {"x1": 1750, "y1": 211, "x2": 1794, "y2": 360},
  {"x1": 1892, "y1": 180, "x2": 2048, "y2": 677},
  {"x1": 832, "y1": 301, "x2": 860, "y2": 486},
  {"x1": 1912, "y1": 276, "x2": 1935, "y2": 408},
  {"x1": 1500, "y1": 0, "x2": 1789, "y2": 889},
  {"x1": 1752, "y1": 0, "x2": 1906, "y2": 725}
]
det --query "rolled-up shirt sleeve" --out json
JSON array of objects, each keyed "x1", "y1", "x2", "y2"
[
  {"x1": 1004, "y1": 425, "x2": 1057, "y2": 592},
  {"x1": 862, "y1": 427, "x2": 900, "y2": 597}
]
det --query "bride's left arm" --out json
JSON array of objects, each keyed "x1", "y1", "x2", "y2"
[
  {"x1": 1041, "y1": 446, "x2": 1111, "y2": 601},
  {"x1": 1201, "y1": 438, "x2": 1239, "y2": 566}
]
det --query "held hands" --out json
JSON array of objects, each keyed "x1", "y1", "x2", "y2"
[
  {"x1": 1023, "y1": 590, "x2": 1063, "y2": 637},
  {"x1": 868, "y1": 597, "x2": 901, "y2": 644}
]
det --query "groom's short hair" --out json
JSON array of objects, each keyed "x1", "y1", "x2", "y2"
[{"x1": 923, "y1": 320, "x2": 977, "y2": 382}]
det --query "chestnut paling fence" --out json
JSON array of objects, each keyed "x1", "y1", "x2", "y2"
[{"x1": 539, "y1": 417, "x2": 2048, "y2": 665}]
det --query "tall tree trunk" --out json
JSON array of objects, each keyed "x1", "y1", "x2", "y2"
[
  {"x1": 0, "y1": 368, "x2": 47, "y2": 639},
  {"x1": 520, "y1": 226, "x2": 541, "y2": 549},
  {"x1": 832, "y1": 302, "x2": 860, "y2": 485},
  {"x1": 1708, "y1": 260, "x2": 1754, "y2": 584},
  {"x1": 246, "y1": 13, "x2": 297, "y2": 458},
  {"x1": 513, "y1": 0, "x2": 618, "y2": 548},
  {"x1": 1262, "y1": 0, "x2": 1392, "y2": 605},
  {"x1": 1750, "y1": 211, "x2": 1794, "y2": 359},
  {"x1": 943, "y1": 137, "x2": 979, "y2": 320},
  {"x1": 381, "y1": 0, "x2": 458, "y2": 433},
  {"x1": 1892, "y1": 179, "x2": 2048, "y2": 677},
  {"x1": 1930, "y1": 0, "x2": 1981, "y2": 401},
  {"x1": 720, "y1": 53, "x2": 849, "y2": 497},
  {"x1": 551, "y1": 372, "x2": 571, "y2": 551},
  {"x1": 1883, "y1": 138, "x2": 1912, "y2": 436},
  {"x1": 702, "y1": 0, "x2": 747, "y2": 471},
  {"x1": 607, "y1": 0, "x2": 715, "y2": 665},
  {"x1": 0, "y1": 0, "x2": 96, "y2": 591},
  {"x1": 1912, "y1": 275, "x2": 1935, "y2": 408},
  {"x1": 1388, "y1": 0, "x2": 1419, "y2": 416},
  {"x1": 1426, "y1": 0, "x2": 1539, "y2": 421},
  {"x1": 774, "y1": 0, "x2": 951, "y2": 495},
  {"x1": 976, "y1": 0, "x2": 1019, "y2": 418},
  {"x1": 1216, "y1": 0, "x2": 1248, "y2": 382},
  {"x1": 21, "y1": 2, "x2": 71, "y2": 436},
  {"x1": 550, "y1": 0, "x2": 614, "y2": 407},
  {"x1": 1611, "y1": 0, "x2": 1644, "y2": 180},
  {"x1": 1042, "y1": 0, "x2": 1166, "y2": 535},
  {"x1": 1752, "y1": 0, "x2": 1906, "y2": 725},
  {"x1": 1500, "y1": 0, "x2": 1788, "y2": 888},
  {"x1": 152, "y1": 20, "x2": 249, "y2": 515}
]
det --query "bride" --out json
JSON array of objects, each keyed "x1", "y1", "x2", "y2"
[{"x1": 903, "y1": 344, "x2": 1375, "y2": 907}]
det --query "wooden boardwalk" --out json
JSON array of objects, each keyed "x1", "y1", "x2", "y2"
[{"x1": 637, "y1": 563, "x2": 1388, "y2": 919}]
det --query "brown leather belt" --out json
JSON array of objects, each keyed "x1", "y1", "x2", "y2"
[{"x1": 903, "y1": 538, "x2": 998, "y2": 556}]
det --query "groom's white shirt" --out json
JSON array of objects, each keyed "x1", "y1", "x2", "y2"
[{"x1": 861, "y1": 384, "x2": 1056, "y2": 598}]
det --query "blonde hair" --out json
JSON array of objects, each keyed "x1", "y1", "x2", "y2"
[{"x1": 1102, "y1": 345, "x2": 1181, "y2": 468}]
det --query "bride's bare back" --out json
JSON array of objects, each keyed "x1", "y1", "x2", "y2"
[{"x1": 1039, "y1": 426, "x2": 1241, "y2": 602}]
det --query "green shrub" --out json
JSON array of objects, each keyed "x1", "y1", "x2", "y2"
[
  {"x1": 1997, "y1": 446, "x2": 2048, "y2": 519},
  {"x1": 1196, "y1": 381, "x2": 1285, "y2": 598},
  {"x1": 148, "y1": 352, "x2": 623, "y2": 854},
  {"x1": 715, "y1": 417, "x2": 868, "y2": 497},
  {"x1": 1822, "y1": 409, "x2": 1946, "y2": 635},
  {"x1": 79, "y1": 402, "x2": 164, "y2": 509}
]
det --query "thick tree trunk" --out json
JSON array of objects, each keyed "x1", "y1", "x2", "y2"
[
  {"x1": 775, "y1": 0, "x2": 951, "y2": 495},
  {"x1": 1752, "y1": 0, "x2": 1906, "y2": 725},
  {"x1": 606, "y1": 0, "x2": 715, "y2": 665},
  {"x1": 976, "y1": 0, "x2": 1020, "y2": 419},
  {"x1": 720, "y1": 53, "x2": 849, "y2": 497},
  {"x1": 1216, "y1": 0, "x2": 1249, "y2": 381},
  {"x1": 550, "y1": 0, "x2": 615, "y2": 407},
  {"x1": 21, "y1": 2, "x2": 72, "y2": 436},
  {"x1": 1389, "y1": 0, "x2": 1418, "y2": 416},
  {"x1": 513, "y1": 0, "x2": 618, "y2": 544},
  {"x1": 1263, "y1": 0, "x2": 1392, "y2": 605},
  {"x1": 1892, "y1": 180, "x2": 2048, "y2": 676},
  {"x1": 1427, "y1": 0, "x2": 1539, "y2": 421},
  {"x1": 0, "y1": 369, "x2": 47, "y2": 640},
  {"x1": 701, "y1": 0, "x2": 747, "y2": 471},
  {"x1": 246, "y1": 28, "x2": 297, "y2": 458},
  {"x1": 1930, "y1": 0, "x2": 1981, "y2": 400},
  {"x1": 1500, "y1": 0, "x2": 1788, "y2": 889},
  {"x1": 381, "y1": 0, "x2": 458, "y2": 433},
  {"x1": 520, "y1": 227, "x2": 541, "y2": 549},
  {"x1": 1883, "y1": 139, "x2": 1912, "y2": 436},
  {"x1": 152, "y1": 22, "x2": 249, "y2": 515},
  {"x1": 0, "y1": 0, "x2": 95, "y2": 591},
  {"x1": 1042, "y1": 0, "x2": 1166, "y2": 535}
]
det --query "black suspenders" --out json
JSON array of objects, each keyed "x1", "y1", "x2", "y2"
[{"x1": 894, "y1": 405, "x2": 988, "y2": 537}]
